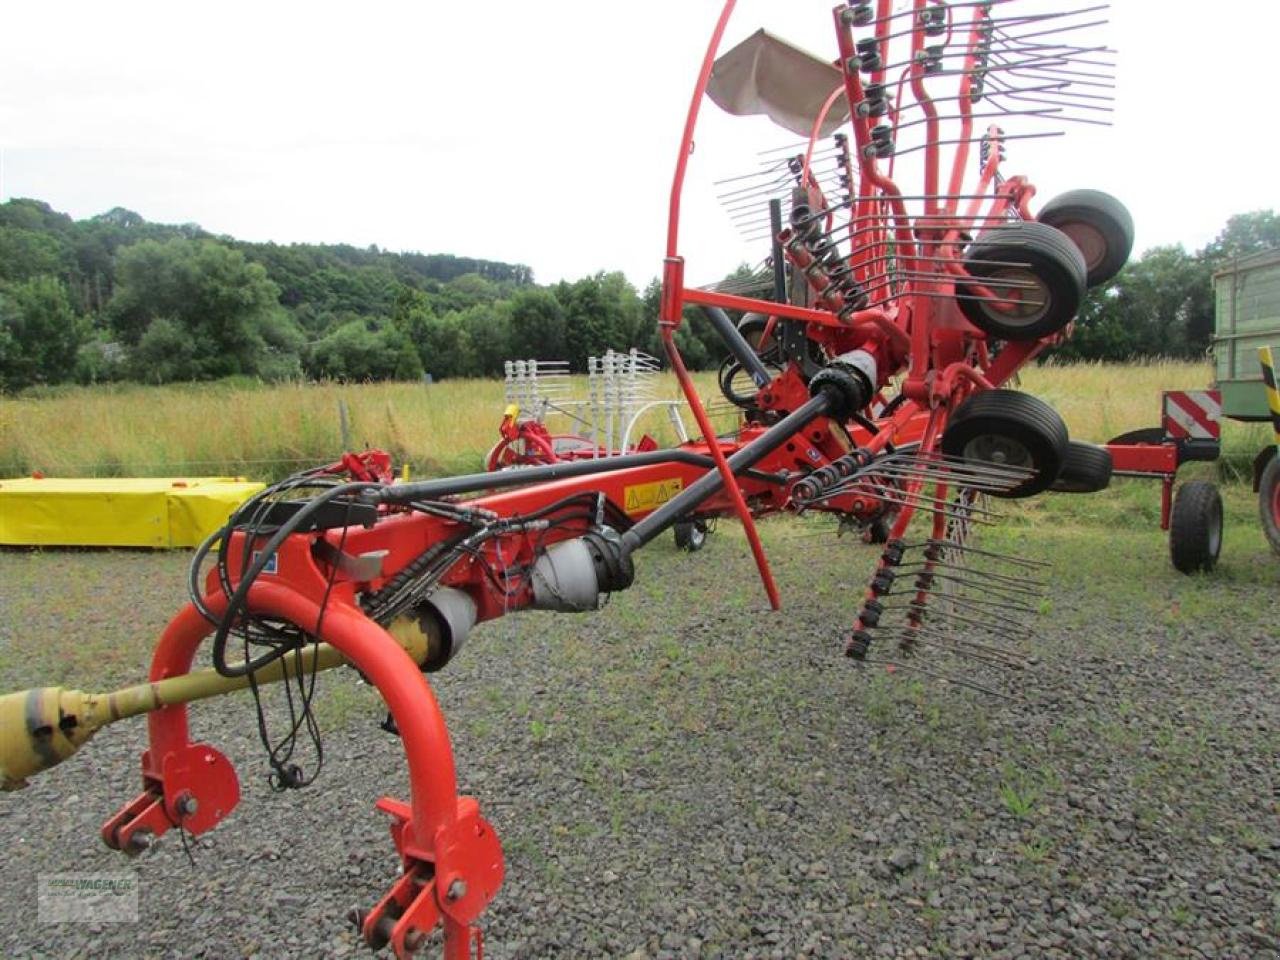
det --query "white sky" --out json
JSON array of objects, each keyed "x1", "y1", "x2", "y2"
[{"x1": 2, "y1": 1, "x2": 1276, "y2": 289}]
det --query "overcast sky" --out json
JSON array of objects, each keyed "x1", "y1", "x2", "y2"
[{"x1": 3, "y1": 1, "x2": 1276, "y2": 289}]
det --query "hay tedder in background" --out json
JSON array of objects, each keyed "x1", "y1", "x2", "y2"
[
  {"x1": 490, "y1": 350, "x2": 712, "y2": 549},
  {"x1": 2, "y1": 3, "x2": 1140, "y2": 957},
  {"x1": 488, "y1": 350, "x2": 688, "y2": 471}
]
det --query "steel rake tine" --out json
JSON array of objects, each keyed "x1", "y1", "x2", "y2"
[
  {"x1": 879, "y1": 620, "x2": 1031, "y2": 661},
  {"x1": 822, "y1": 481, "x2": 1009, "y2": 517},
  {"x1": 907, "y1": 564, "x2": 1048, "y2": 596},
  {"x1": 891, "y1": 565, "x2": 1046, "y2": 604},
  {"x1": 872, "y1": 454, "x2": 1040, "y2": 482},
  {"x1": 901, "y1": 590, "x2": 1037, "y2": 630},
  {"x1": 883, "y1": 590, "x2": 1038, "y2": 622},
  {"x1": 905, "y1": 603, "x2": 1035, "y2": 643},
  {"x1": 924, "y1": 539, "x2": 1052, "y2": 569},
  {"x1": 837, "y1": 469, "x2": 1021, "y2": 497},
  {"x1": 865, "y1": 460, "x2": 1036, "y2": 488},
  {"x1": 890, "y1": 451, "x2": 1040, "y2": 477}
]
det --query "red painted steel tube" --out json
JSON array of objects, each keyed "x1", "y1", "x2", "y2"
[
  {"x1": 945, "y1": 9, "x2": 986, "y2": 211},
  {"x1": 660, "y1": 324, "x2": 781, "y2": 609},
  {"x1": 665, "y1": 0, "x2": 738, "y2": 259},
  {"x1": 146, "y1": 585, "x2": 461, "y2": 835},
  {"x1": 832, "y1": 8, "x2": 919, "y2": 276},
  {"x1": 802, "y1": 85, "x2": 846, "y2": 188},
  {"x1": 909, "y1": 0, "x2": 942, "y2": 216}
]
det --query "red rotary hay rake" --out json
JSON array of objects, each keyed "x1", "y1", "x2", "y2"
[{"x1": 1, "y1": 2, "x2": 1131, "y2": 956}]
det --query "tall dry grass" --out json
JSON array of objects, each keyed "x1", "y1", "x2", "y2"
[{"x1": 0, "y1": 361, "x2": 1266, "y2": 481}]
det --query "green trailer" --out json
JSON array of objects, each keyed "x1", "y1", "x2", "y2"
[{"x1": 1211, "y1": 249, "x2": 1280, "y2": 554}]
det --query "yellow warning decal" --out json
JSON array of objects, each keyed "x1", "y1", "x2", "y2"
[{"x1": 623, "y1": 477, "x2": 684, "y2": 514}]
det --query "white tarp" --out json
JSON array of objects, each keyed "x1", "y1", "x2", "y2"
[{"x1": 706, "y1": 29, "x2": 850, "y2": 138}]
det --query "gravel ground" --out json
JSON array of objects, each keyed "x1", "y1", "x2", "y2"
[{"x1": 1, "y1": 505, "x2": 1277, "y2": 960}]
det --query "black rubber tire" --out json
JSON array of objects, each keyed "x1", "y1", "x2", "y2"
[
  {"x1": 1107, "y1": 426, "x2": 1163, "y2": 446},
  {"x1": 955, "y1": 220, "x2": 1087, "y2": 341},
  {"x1": 863, "y1": 515, "x2": 892, "y2": 544},
  {"x1": 1259, "y1": 455, "x2": 1280, "y2": 556},
  {"x1": 1037, "y1": 188, "x2": 1134, "y2": 288},
  {"x1": 1169, "y1": 481, "x2": 1223, "y2": 574},
  {"x1": 941, "y1": 389, "x2": 1070, "y2": 498},
  {"x1": 674, "y1": 518, "x2": 709, "y2": 552},
  {"x1": 1050, "y1": 441, "x2": 1113, "y2": 493}
]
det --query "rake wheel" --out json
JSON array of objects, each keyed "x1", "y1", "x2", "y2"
[
  {"x1": 941, "y1": 390, "x2": 1069, "y2": 498},
  {"x1": 956, "y1": 221, "x2": 1087, "y2": 341},
  {"x1": 1038, "y1": 189, "x2": 1134, "y2": 288},
  {"x1": 1050, "y1": 441, "x2": 1113, "y2": 494},
  {"x1": 1169, "y1": 480, "x2": 1223, "y2": 573},
  {"x1": 674, "y1": 518, "x2": 710, "y2": 552}
]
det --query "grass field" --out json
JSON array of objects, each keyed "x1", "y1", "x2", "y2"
[{"x1": 1, "y1": 361, "x2": 1273, "y2": 482}]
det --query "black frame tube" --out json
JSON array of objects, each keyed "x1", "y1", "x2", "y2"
[
  {"x1": 376, "y1": 450, "x2": 786, "y2": 505},
  {"x1": 621, "y1": 391, "x2": 834, "y2": 552},
  {"x1": 700, "y1": 306, "x2": 773, "y2": 389}
]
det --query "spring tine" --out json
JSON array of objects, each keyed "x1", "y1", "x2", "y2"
[
  {"x1": 999, "y1": 17, "x2": 1110, "y2": 45},
  {"x1": 893, "y1": 562, "x2": 1047, "y2": 599},
  {"x1": 814, "y1": 482, "x2": 1004, "y2": 521},
  {"x1": 906, "y1": 562, "x2": 1048, "y2": 595},
  {"x1": 924, "y1": 539, "x2": 1051, "y2": 569},
  {"x1": 839, "y1": 469, "x2": 1022, "y2": 497},
  {"x1": 893, "y1": 130, "x2": 1064, "y2": 158},
  {"x1": 878, "y1": 451, "x2": 1040, "y2": 481},
  {"x1": 883, "y1": 589, "x2": 1038, "y2": 622},
  {"x1": 899, "y1": 589, "x2": 1038, "y2": 629},
  {"x1": 906, "y1": 603, "x2": 1034, "y2": 642}
]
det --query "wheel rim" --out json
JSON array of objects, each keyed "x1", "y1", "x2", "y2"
[
  {"x1": 962, "y1": 433, "x2": 1033, "y2": 469},
  {"x1": 981, "y1": 267, "x2": 1051, "y2": 327},
  {"x1": 1059, "y1": 221, "x2": 1107, "y2": 272},
  {"x1": 690, "y1": 526, "x2": 707, "y2": 549},
  {"x1": 1209, "y1": 500, "x2": 1223, "y2": 558}
]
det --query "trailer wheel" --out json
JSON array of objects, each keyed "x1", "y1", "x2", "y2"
[
  {"x1": 674, "y1": 518, "x2": 709, "y2": 552},
  {"x1": 1050, "y1": 441, "x2": 1113, "y2": 493},
  {"x1": 1169, "y1": 481, "x2": 1223, "y2": 574},
  {"x1": 1259, "y1": 456, "x2": 1280, "y2": 556},
  {"x1": 1037, "y1": 189, "x2": 1134, "y2": 287},
  {"x1": 940, "y1": 389, "x2": 1069, "y2": 497},
  {"x1": 956, "y1": 220, "x2": 1087, "y2": 341}
]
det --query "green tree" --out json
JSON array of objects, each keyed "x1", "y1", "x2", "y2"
[
  {"x1": 108, "y1": 238, "x2": 301, "y2": 379},
  {"x1": 1063, "y1": 245, "x2": 1211, "y2": 361},
  {"x1": 0, "y1": 277, "x2": 88, "y2": 390},
  {"x1": 306, "y1": 318, "x2": 421, "y2": 381},
  {"x1": 1200, "y1": 210, "x2": 1280, "y2": 263},
  {"x1": 508, "y1": 288, "x2": 568, "y2": 360}
]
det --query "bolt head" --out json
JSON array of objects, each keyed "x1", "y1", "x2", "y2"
[{"x1": 446, "y1": 879, "x2": 467, "y2": 901}]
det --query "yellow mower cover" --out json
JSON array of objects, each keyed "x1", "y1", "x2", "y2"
[{"x1": 0, "y1": 477, "x2": 265, "y2": 548}]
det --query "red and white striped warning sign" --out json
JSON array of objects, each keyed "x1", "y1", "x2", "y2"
[{"x1": 1162, "y1": 390, "x2": 1221, "y2": 440}]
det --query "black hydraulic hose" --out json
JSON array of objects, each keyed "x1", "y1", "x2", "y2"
[
  {"x1": 700, "y1": 306, "x2": 773, "y2": 390},
  {"x1": 212, "y1": 481, "x2": 382, "y2": 678},
  {"x1": 375, "y1": 450, "x2": 786, "y2": 505},
  {"x1": 621, "y1": 391, "x2": 835, "y2": 553}
]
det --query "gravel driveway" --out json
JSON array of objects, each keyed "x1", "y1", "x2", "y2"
[{"x1": 1, "y1": 508, "x2": 1277, "y2": 959}]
